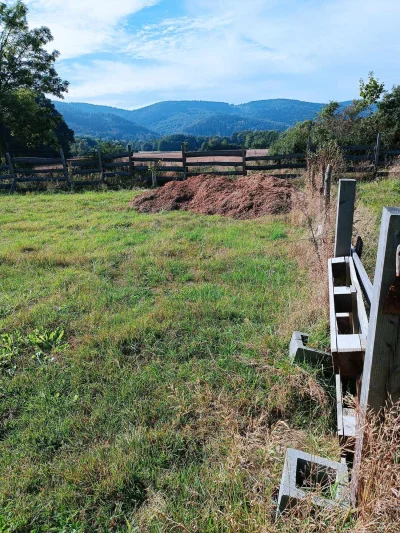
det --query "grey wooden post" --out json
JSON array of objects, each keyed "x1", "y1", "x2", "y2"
[
  {"x1": 6, "y1": 153, "x2": 17, "y2": 193},
  {"x1": 181, "y1": 143, "x2": 187, "y2": 180},
  {"x1": 334, "y1": 179, "x2": 356, "y2": 257},
  {"x1": 374, "y1": 132, "x2": 381, "y2": 171},
  {"x1": 242, "y1": 146, "x2": 247, "y2": 176},
  {"x1": 324, "y1": 164, "x2": 332, "y2": 208},
  {"x1": 97, "y1": 147, "x2": 104, "y2": 183},
  {"x1": 151, "y1": 169, "x2": 157, "y2": 188},
  {"x1": 60, "y1": 149, "x2": 72, "y2": 189},
  {"x1": 127, "y1": 144, "x2": 134, "y2": 186},
  {"x1": 360, "y1": 207, "x2": 400, "y2": 412},
  {"x1": 352, "y1": 207, "x2": 400, "y2": 504}
]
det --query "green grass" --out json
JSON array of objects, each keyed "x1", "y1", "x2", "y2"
[
  {"x1": 0, "y1": 190, "x2": 337, "y2": 532},
  {"x1": 355, "y1": 177, "x2": 400, "y2": 277},
  {"x1": 358, "y1": 176, "x2": 400, "y2": 215}
]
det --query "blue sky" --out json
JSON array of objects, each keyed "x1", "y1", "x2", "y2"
[{"x1": 24, "y1": 0, "x2": 400, "y2": 110}]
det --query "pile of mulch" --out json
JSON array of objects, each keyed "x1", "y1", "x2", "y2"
[{"x1": 130, "y1": 174, "x2": 295, "y2": 220}]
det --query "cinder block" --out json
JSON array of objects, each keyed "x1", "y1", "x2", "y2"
[
  {"x1": 289, "y1": 331, "x2": 330, "y2": 366},
  {"x1": 336, "y1": 373, "x2": 356, "y2": 439},
  {"x1": 276, "y1": 448, "x2": 350, "y2": 517}
]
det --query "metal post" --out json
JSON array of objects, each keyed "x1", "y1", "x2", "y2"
[{"x1": 334, "y1": 179, "x2": 356, "y2": 258}]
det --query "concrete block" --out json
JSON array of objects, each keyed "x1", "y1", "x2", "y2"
[
  {"x1": 276, "y1": 448, "x2": 350, "y2": 517},
  {"x1": 335, "y1": 373, "x2": 356, "y2": 439},
  {"x1": 289, "y1": 331, "x2": 330, "y2": 366}
]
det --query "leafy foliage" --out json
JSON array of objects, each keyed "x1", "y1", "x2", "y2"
[
  {"x1": 2, "y1": 92, "x2": 74, "y2": 156},
  {"x1": 1, "y1": 327, "x2": 67, "y2": 375},
  {"x1": 0, "y1": 1, "x2": 71, "y2": 155},
  {"x1": 270, "y1": 74, "x2": 400, "y2": 154},
  {"x1": 269, "y1": 121, "x2": 313, "y2": 155},
  {"x1": 0, "y1": 1, "x2": 68, "y2": 97},
  {"x1": 376, "y1": 85, "x2": 400, "y2": 147},
  {"x1": 359, "y1": 71, "x2": 385, "y2": 106}
]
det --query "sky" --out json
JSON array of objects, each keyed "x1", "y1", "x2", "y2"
[{"x1": 23, "y1": 0, "x2": 400, "y2": 110}]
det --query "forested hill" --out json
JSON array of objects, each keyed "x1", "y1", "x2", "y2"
[
  {"x1": 54, "y1": 104, "x2": 158, "y2": 141},
  {"x1": 54, "y1": 99, "x2": 352, "y2": 140}
]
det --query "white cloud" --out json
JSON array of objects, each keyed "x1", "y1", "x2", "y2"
[
  {"x1": 25, "y1": 0, "x2": 400, "y2": 107},
  {"x1": 26, "y1": 0, "x2": 159, "y2": 59}
]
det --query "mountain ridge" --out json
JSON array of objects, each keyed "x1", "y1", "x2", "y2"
[{"x1": 53, "y1": 98, "x2": 352, "y2": 140}]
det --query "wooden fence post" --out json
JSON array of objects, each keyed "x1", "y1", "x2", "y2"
[
  {"x1": 374, "y1": 132, "x2": 381, "y2": 172},
  {"x1": 181, "y1": 143, "x2": 187, "y2": 180},
  {"x1": 151, "y1": 165, "x2": 158, "y2": 188},
  {"x1": 60, "y1": 149, "x2": 72, "y2": 189},
  {"x1": 6, "y1": 153, "x2": 17, "y2": 193},
  {"x1": 334, "y1": 179, "x2": 356, "y2": 258},
  {"x1": 352, "y1": 207, "x2": 400, "y2": 503},
  {"x1": 242, "y1": 146, "x2": 247, "y2": 176},
  {"x1": 324, "y1": 164, "x2": 332, "y2": 209},
  {"x1": 360, "y1": 207, "x2": 400, "y2": 412},
  {"x1": 97, "y1": 147, "x2": 104, "y2": 183},
  {"x1": 128, "y1": 144, "x2": 134, "y2": 186}
]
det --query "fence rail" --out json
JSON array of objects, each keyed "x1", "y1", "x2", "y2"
[{"x1": 1, "y1": 133, "x2": 399, "y2": 192}]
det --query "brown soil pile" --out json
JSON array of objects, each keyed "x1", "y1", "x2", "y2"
[{"x1": 130, "y1": 174, "x2": 295, "y2": 219}]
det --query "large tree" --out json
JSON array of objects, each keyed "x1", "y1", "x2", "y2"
[{"x1": 0, "y1": 1, "x2": 72, "y2": 155}]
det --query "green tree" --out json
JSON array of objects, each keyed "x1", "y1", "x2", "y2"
[
  {"x1": 376, "y1": 85, "x2": 400, "y2": 147},
  {"x1": 269, "y1": 120, "x2": 313, "y2": 155},
  {"x1": 0, "y1": 1, "x2": 70, "y2": 154},
  {"x1": 360, "y1": 72, "x2": 385, "y2": 106}
]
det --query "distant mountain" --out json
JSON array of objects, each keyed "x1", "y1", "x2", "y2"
[
  {"x1": 54, "y1": 102, "x2": 158, "y2": 141},
  {"x1": 237, "y1": 100, "x2": 326, "y2": 124},
  {"x1": 53, "y1": 98, "x2": 352, "y2": 140},
  {"x1": 184, "y1": 113, "x2": 288, "y2": 136}
]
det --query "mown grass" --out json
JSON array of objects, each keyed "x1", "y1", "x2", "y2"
[{"x1": 0, "y1": 190, "x2": 338, "y2": 532}]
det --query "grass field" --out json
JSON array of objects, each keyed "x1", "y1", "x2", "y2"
[{"x1": 0, "y1": 180, "x2": 398, "y2": 532}]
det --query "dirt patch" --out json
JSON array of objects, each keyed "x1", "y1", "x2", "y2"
[{"x1": 130, "y1": 174, "x2": 295, "y2": 220}]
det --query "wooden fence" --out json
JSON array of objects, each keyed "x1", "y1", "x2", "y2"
[
  {"x1": 1, "y1": 133, "x2": 399, "y2": 192},
  {"x1": 331, "y1": 183, "x2": 400, "y2": 503},
  {"x1": 276, "y1": 179, "x2": 400, "y2": 516}
]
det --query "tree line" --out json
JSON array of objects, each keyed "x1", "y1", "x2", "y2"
[
  {"x1": 269, "y1": 73, "x2": 400, "y2": 154},
  {"x1": 70, "y1": 131, "x2": 280, "y2": 157}
]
